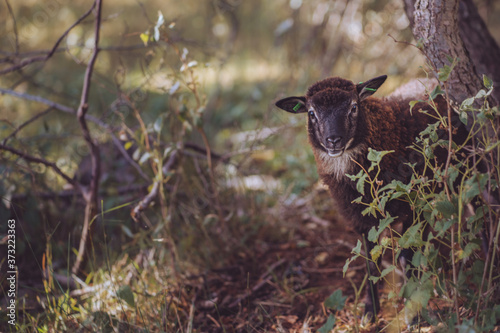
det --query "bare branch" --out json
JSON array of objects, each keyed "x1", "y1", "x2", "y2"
[
  {"x1": 72, "y1": 0, "x2": 103, "y2": 275},
  {"x1": 131, "y1": 150, "x2": 179, "y2": 225},
  {"x1": 0, "y1": 87, "x2": 76, "y2": 113},
  {"x1": 4, "y1": 0, "x2": 19, "y2": 55},
  {"x1": 0, "y1": 2, "x2": 97, "y2": 75},
  {"x1": 3, "y1": 107, "x2": 53, "y2": 144},
  {"x1": 0, "y1": 143, "x2": 77, "y2": 187},
  {"x1": 0, "y1": 87, "x2": 149, "y2": 183}
]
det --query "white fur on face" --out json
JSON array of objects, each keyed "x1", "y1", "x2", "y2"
[{"x1": 315, "y1": 144, "x2": 366, "y2": 180}]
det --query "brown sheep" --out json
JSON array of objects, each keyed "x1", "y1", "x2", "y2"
[{"x1": 275, "y1": 75, "x2": 465, "y2": 319}]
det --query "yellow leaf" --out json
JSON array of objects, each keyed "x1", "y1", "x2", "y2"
[
  {"x1": 140, "y1": 32, "x2": 149, "y2": 46},
  {"x1": 124, "y1": 141, "x2": 134, "y2": 150}
]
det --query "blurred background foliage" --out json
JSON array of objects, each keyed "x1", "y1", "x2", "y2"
[{"x1": 1, "y1": 0, "x2": 500, "y2": 330}]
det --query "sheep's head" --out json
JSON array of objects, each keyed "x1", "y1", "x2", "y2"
[{"x1": 276, "y1": 75, "x2": 387, "y2": 158}]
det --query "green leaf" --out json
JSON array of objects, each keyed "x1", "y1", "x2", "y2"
[
  {"x1": 368, "y1": 215, "x2": 396, "y2": 242},
  {"x1": 430, "y1": 85, "x2": 445, "y2": 100},
  {"x1": 379, "y1": 265, "x2": 396, "y2": 280},
  {"x1": 461, "y1": 97, "x2": 475, "y2": 108},
  {"x1": 356, "y1": 173, "x2": 367, "y2": 195},
  {"x1": 411, "y1": 249, "x2": 427, "y2": 267},
  {"x1": 464, "y1": 174, "x2": 488, "y2": 202},
  {"x1": 483, "y1": 75, "x2": 494, "y2": 90},
  {"x1": 475, "y1": 89, "x2": 487, "y2": 99},
  {"x1": 399, "y1": 223, "x2": 423, "y2": 248},
  {"x1": 409, "y1": 100, "x2": 421, "y2": 114},
  {"x1": 342, "y1": 256, "x2": 357, "y2": 276},
  {"x1": 458, "y1": 242, "x2": 480, "y2": 260},
  {"x1": 438, "y1": 65, "x2": 452, "y2": 82},
  {"x1": 345, "y1": 171, "x2": 360, "y2": 182},
  {"x1": 435, "y1": 200, "x2": 456, "y2": 218},
  {"x1": 410, "y1": 286, "x2": 432, "y2": 309},
  {"x1": 352, "y1": 239, "x2": 362, "y2": 255},
  {"x1": 370, "y1": 244, "x2": 383, "y2": 263},
  {"x1": 116, "y1": 285, "x2": 135, "y2": 307},
  {"x1": 324, "y1": 289, "x2": 346, "y2": 311},
  {"x1": 459, "y1": 110, "x2": 468, "y2": 125},
  {"x1": 318, "y1": 314, "x2": 336, "y2": 333},
  {"x1": 367, "y1": 148, "x2": 394, "y2": 163},
  {"x1": 361, "y1": 204, "x2": 377, "y2": 217}
]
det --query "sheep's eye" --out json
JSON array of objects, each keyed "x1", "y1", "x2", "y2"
[
  {"x1": 351, "y1": 104, "x2": 358, "y2": 113},
  {"x1": 308, "y1": 110, "x2": 315, "y2": 119}
]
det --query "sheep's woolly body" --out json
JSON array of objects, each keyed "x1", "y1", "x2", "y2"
[
  {"x1": 275, "y1": 75, "x2": 468, "y2": 317},
  {"x1": 275, "y1": 75, "x2": 471, "y2": 317},
  {"x1": 307, "y1": 78, "x2": 448, "y2": 235}
]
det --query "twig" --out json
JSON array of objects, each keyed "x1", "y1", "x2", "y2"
[
  {"x1": 72, "y1": 0, "x2": 103, "y2": 275},
  {"x1": 0, "y1": 87, "x2": 149, "y2": 182},
  {"x1": 130, "y1": 151, "x2": 179, "y2": 224},
  {"x1": 110, "y1": 135, "x2": 149, "y2": 181},
  {"x1": 4, "y1": 0, "x2": 19, "y2": 55},
  {"x1": 0, "y1": 87, "x2": 76, "y2": 114},
  {"x1": 3, "y1": 107, "x2": 53, "y2": 144},
  {"x1": 229, "y1": 258, "x2": 287, "y2": 308},
  {"x1": 186, "y1": 294, "x2": 196, "y2": 333},
  {"x1": 0, "y1": 1, "x2": 96, "y2": 75},
  {"x1": 0, "y1": 143, "x2": 77, "y2": 187}
]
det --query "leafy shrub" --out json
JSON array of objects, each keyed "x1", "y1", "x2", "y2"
[{"x1": 344, "y1": 75, "x2": 500, "y2": 330}]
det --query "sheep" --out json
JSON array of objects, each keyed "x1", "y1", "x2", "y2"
[{"x1": 275, "y1": 75, "x2": 466, "y2": 319}]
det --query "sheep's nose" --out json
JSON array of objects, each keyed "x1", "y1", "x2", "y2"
[{"x1": 326, "y1": 136, "x2": 342, "y2": 146}]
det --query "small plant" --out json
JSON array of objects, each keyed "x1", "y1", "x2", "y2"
[
  {"x1": 344, "y1": 74, "x2": 500, "y2": 330},
  {"x1": 319, "y1": 289, "x2": 346, "y2": 333}
]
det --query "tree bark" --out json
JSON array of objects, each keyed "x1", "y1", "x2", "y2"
[{"x1": 404, "y1": 0, "x2": 500, "y2": 105}]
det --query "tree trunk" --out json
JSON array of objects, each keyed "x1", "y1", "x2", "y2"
[{"x1": 403, "y1": 0, "x2": 500, "y2": 105}]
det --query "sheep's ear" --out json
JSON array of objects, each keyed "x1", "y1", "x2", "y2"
[
  {"x1": 275, "y1": 96, "x2": 307, "y2": 114},
  {"x1": 357, "y1": 75, "x2": 387, "y2": 100}
]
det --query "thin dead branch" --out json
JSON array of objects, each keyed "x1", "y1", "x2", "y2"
[
  {"x1": 2, "y1": 107, "x2": 53, "y2": 144},
  {"x1": 72, "y1": 0, "x2": 103, "y2": 275},
  {"x1": 0, "y1": 143, "x2": 78, "y2": 187},
  {"x1": 0, "y1": 90, "x2": 150, "y2": 182},
  {"x1": 4, "y1": 0, "x2": 19, "y2": 56},
  {"x1": 0, "y1": 2, "x2": 97, "y2": 75},
  {"x1": 131, "y1": 150, "x2": 179, "y2": 224}
]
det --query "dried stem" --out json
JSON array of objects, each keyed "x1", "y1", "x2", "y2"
[
  {"x1": 2, "y1": 107, "x2": 53, "y2": 144},
  {"x1": 0, "y1": 1, "x2": 96, "y2": 75},
  {"x1": 0, "y1": 143, "x2": 77, "y2": 187},
  {"x1": 4, "y1": 0, "x2": 19, "y2": 55},
  {"x1": 72, "y1": 0, "x2": 103, "y2": 275}
]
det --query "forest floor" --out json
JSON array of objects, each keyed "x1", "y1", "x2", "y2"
[
  {"x1": 0, "y1": 188, "x2": 447, "y2": 332},
  {"x1": 171, "y1": 201, "x2": 404, "y2": 333}
]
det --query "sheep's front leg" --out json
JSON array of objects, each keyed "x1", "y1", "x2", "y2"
[{"x1": 363, "y1": 238, "x2": 380, "y2": 322}]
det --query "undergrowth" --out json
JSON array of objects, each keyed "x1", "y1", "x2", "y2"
[{"x1": 342, "y1": 73, "x2": 500, "y2": 332}]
